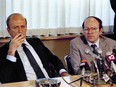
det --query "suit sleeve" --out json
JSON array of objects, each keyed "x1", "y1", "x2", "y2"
[
  {"x1": 70, "y1": 40, "x2": 81, "y2": 74},
  {"x1": 0, "y1": 44, "x2": 18, "y2": 83}
]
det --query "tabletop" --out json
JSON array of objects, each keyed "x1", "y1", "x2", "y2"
[{"x1": 0, "y1": 75, "x2": 115, "y2": 87}]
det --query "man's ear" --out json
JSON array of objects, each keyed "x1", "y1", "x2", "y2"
[
  {"x1": 7, "y1": 28, "x2": 9, "y2": 31},
  {"x1": 100, "y1": 28, "x2": 103, "y2": 35},
  {"x1": 7, "y1": 28, "x2": 11, "y2": 34}
]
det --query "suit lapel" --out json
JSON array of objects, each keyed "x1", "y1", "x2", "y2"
[
  {"x1": 80, "y1": 35, "x2": 93, "y2": 53},
  {"x1": 80, "y1": 35, "x2": 88, "y2": 45},
  {"x1": 26, "y1": 38, "x2": 46, "y2": 62}
]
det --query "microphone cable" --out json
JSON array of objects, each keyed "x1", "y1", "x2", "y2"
[
  {"x1": 62, "y1": 68, "x2": 85, "y2": 87},
  {"x1": 62, "y1": 76, "x2": 78, "y2": 87}
]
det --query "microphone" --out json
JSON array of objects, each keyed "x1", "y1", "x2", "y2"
[
  {"x1": 106, "y1": 51, "x2": 116, "y2": 84},
  {"x1": 85, "y1": 49, "x2": 102, "y2": 60},
  {"x1": 85, "y1": 49, "x2": 100, "y2": 79},
  {"x1": 96, "y1": 48, "x2": 102, "y2": 54},
  {"x1": 113, "y1": 49, "x2": 116, "y2": 56},
  {"x1": 85, "y1": 49, "x2": 102, "y2": 71},
  {"x1": 112, "y1": 49, "x2": 116, "y2": 64},
  {"x1": 106, "y1": 52, "x2": 116, "y2": 73},
  {"x1": 80, "y1": 67, "x2": 85, "y2": 87},
  {"x1": 80, "y1": 59, "x2": 91, "y2": 71},
  {"x1": 102, "y1": 69, "x2": 112, "y2": 83},
  {"x1": 106, "y1": 52, "x2": 116, "y2": 61},
  {"x1": 96, "y1": 48, "x2": 114, "y2": 84},
  {"x1": 94, "y1": 48, "x2": 106, "y2": 78},
  {"x1": 96, "y1": 48, "x2": 109, "y2": 70}
]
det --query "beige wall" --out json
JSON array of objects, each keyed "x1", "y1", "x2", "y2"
[{"x1": 42, "y1": 39, "x2": 72, "y2": 66}]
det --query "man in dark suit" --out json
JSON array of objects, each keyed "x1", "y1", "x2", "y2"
[
  {"x1": 0, "y1": 13, "x2": 69, "y2": 83},
  {"x1": 110, "y1": 0, "x2": 116, "y2": 36},
  {"x1": 70, "y1": 16, "x2": 116, "y2": 74}
]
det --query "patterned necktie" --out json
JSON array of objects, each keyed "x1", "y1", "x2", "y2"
[
  {"x1": 91, "y1": 44, "x2": 97, "y2": 54},
  {"x1": 22, "y1": 44, "x2": 45, "y2": 78}
]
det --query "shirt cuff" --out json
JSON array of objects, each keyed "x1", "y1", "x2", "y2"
[
  {"x1": 6, "y1": 55, "x2": 17, "y2": 62},
  {"x1": 59, "y1": 69, "x2": 67, "y2": 75}
]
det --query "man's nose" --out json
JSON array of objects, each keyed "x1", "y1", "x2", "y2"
[
  {"x1": 87, "y1": 29, "x2": 93, "y2": 33},
  {"x1": 18, "y1": 27, "x2": 22, "y2": 33}
]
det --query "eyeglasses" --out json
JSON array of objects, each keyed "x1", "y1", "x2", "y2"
[{"x1": 83, "y1": 27, "x2": 99, "y2": 33}]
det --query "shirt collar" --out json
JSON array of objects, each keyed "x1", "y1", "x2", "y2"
[
  {"x1": 23, "y1": 39, "x2": 30, "y2": 46},
  {"x1": 87, "y1": 39, "x2": 99, "y2": 48}
]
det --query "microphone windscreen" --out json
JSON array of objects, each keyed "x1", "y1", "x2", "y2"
[
  {"x1": 85, "y1": 49, "x2": 90, "y2": 54},
  {"x1": 113, "y1": 49, "x2": 116, "y2": 53},
  {"x1": 81, "y1": 59, "x2": 87, "y2": 63},
  {"x1": 106, "y1": 54, "x2": 116, "y2": 62},
  {"x1": 97, "y1": 48, "x2": 102, "y2": 54},
  {"x1": 80, "y1": 59, "x2": 90, "y2": 71},
  {"x1": 113, "y1": 49, "x2": 116, "y2": 56}
]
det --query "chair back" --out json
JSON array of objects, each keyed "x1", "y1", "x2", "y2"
[{"x1": 64, "y1": 55, "x2": 75, "y2": 75}]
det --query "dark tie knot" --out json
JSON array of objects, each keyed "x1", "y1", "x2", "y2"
[
  {"x1": 22, "y1": 43, "x2": 27, "y2": 50},
  {"x1": 22, "y1": 43, "x2": 26, "y2": 47},
  {"x1": 91, "y1": 44, "x2": 97, "y2": 54},
  {"x1": 91, "y1": 44, "x2": 97, "y2": 49}
]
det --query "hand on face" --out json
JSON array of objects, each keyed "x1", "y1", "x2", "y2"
[{"x1": 8, "y1": 33, "x2": 25, "y2": 56}]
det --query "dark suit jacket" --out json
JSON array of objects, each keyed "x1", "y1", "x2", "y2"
[
  {"x1": 110, "y1": 0, "x2": 116, "y2": 34},
  {"x1": 0, "y1": 38, "x2": 65, "y2": 83}
]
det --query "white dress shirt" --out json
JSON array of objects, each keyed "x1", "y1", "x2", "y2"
[
  {"x1": 87, "y1": 39, "x2": 100, "y2": 49},
  {"x1": 7, "y1": 40, "x2": 49, "y2": 80}
]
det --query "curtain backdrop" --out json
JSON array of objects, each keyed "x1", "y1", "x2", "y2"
[{"x1": 0, "y1": 0, "x2": 114, "y2": 37}]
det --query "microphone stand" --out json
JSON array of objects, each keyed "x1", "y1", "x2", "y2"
[
  {"x1": 64, "y1": 67, "x2": 100, "y2": 87},
  {"x1": 111, "y1": 61, "x2": 116, "y2": 73},
  {"x1": 92, "y1": 59, "x2": 100, "y2": 81},
  {"x1": 97, "y1": 55, "x2": 104, "y2": 78}
]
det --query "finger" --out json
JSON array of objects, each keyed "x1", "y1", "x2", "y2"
[
  {"x1": 13, "y1": 34, "x2": 25, "y2": 42},
  {"x1": 11, "y1": 34, "x2": 25, "y2": 46}
]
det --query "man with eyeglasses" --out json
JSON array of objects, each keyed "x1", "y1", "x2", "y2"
[{"x1": 70, "y1": 16, "x2": 116, "y2": 74}]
